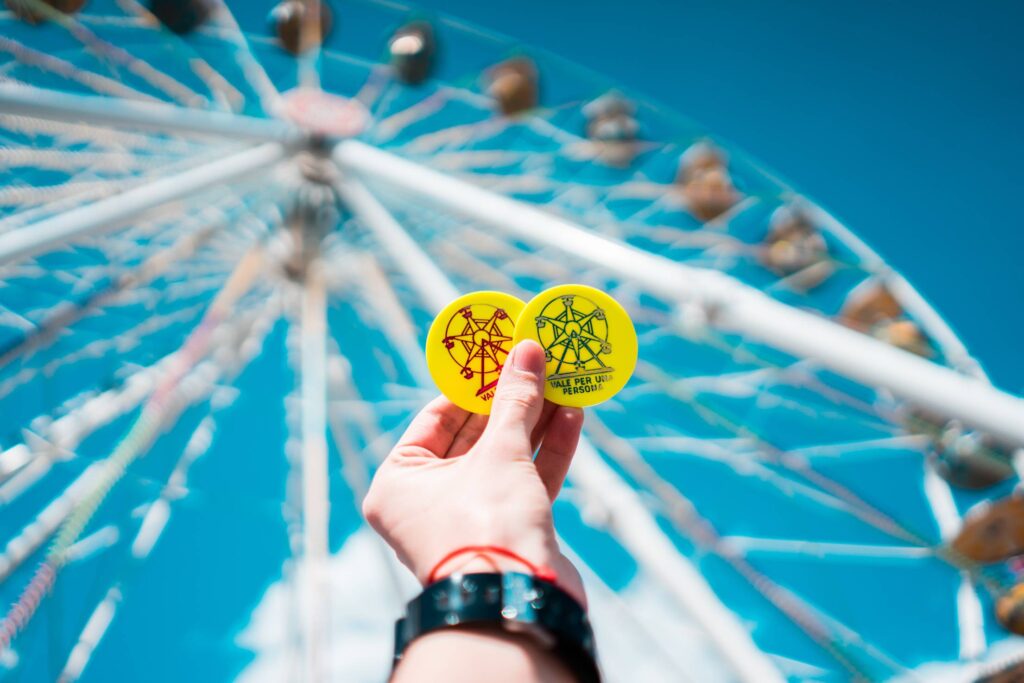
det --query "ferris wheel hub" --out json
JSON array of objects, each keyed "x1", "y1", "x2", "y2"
[{"x1": 278, "y1": 87, "x2": 370, "y2": 140}]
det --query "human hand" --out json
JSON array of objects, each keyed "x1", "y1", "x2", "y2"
[{"x1": 362, "y1": 339, "x2": 586, "y2": 606}]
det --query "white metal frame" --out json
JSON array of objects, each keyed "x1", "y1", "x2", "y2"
[
  {"x1": 333, "y1": 139, "x2": 1024, "y2": 447},
  {"x1": 299, "y1": 263, "x2": 331, "y2": 683},
  {"x1": 0, "y1": 142, "x2": 288, "y2": 265},
  {"x1": 0, "y1": 83, "x2": 296, "y2": 142}
]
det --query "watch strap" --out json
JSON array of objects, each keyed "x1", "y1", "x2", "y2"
[{"x1": 394, "y1": 572, "x2": 599, "y2": 683}]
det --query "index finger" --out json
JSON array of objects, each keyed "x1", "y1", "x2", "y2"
[{"x1": 394, "y1": 395, "x2": 472, "y2": 457}]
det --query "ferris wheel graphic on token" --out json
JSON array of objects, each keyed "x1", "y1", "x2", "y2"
[
  {"x1": 535, "y1": 293, "x2": 613, "y2": 379},
  {"x1": 443, "y1": 303, "x2": 515, "y2": 395},
  {"x1": 426, "y1": 291, "x2": 526, "y2": 414},
  {"x1": 514, "y1": 284, "x2": 638, "y2": 408}
]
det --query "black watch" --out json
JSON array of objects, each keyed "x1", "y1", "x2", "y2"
[{"x1": 393, "y1": 571, "x2": 600, "y2": 683}]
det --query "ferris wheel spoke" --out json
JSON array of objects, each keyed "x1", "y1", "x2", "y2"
[
  {"x1": 334, "y1": 175, "x2": 456, "y2": 310},
  {"x1": 0, "y1": 242, "x2": 267, "y2": 653},
  {"x1": 454, "y1": 161, "x2": 796, "y2": 280},
  {"x1": 4, "y1": 0, "x2": 208, "y2": 107},
  {"x1": 294, "y1": 261, "x2": 331, "y2": 682},
  {"x1": 448, "y1": 170, "x2": 568, "y2": 196},
  {"x1": 427, "y1": 148, "x2": 537, "y2": 173},
  {"x1": 0, "y1": 231, "x2": 248, "y2": 363},
  {"x1": 323, "y1": 342, "x2": 414, "y2": 606},
  {"x1": 55, "y1": 585, "x2": 122, "y2": 683},
  {"x1": 0, "y1": 301, "x2": 208, "y2": 416},
  {"x1": 110, "y1": 0, "x2": 243, "y2": 112},
  {"x1": 0, "y1": 147, "x2": 177, "y2": 176},
  {"x1": 0, "y1": 140, "x2": 288, "y2": 266},
  {"x1": 396, "y1": 118, "x2": 511, "y2": 156},
  {"x1": 625, "y1": 433, "x2": 912, "y2": 519},
  {"x1": 0, "y1": 231, "x2": 271, "y2": 496},
  {"x1": 581, "y1": 414, "x2": 913, "y2": 680},
  {"x1": 187, "y1": 52, "x2": 245, "y2": 113},
  {"x1": 0, "y1": 36, "x2": 161, "y2": 103},
  {"x1": 0, "y1": 460, "x2": 107, "y2": 583},
  {"x1": 296, "y1": 1, "x2": 325, "y2": 90},
  {"x1": 0, "y1": 83, "x2": 296, "y2": 142},
  {"x1": 0, "y1": 279, "x2": 247, "y2": 502},
  {"x1": 339, "y1": 253, "x2": 433, "y2": 391},
  {"x1": 44, "y1": 291, "x2": 280, "y2": 682},
  {"x1": 351, "y1": 65, "x2": 390, "y2": 111},
  {"x1": 0, "y1": 114, "x2": 200, "y2": 166},
  {"x1": 629, "y1": 363, "x2": 933, "y2": 545},
  {"x1": 0, "y1": 178, "x2": 133, "y2": 211},
  {"x1": 368, "y1": 89, "x2": 449, "y2": 143},
  {"x1": 0, "y1": 367, "x2": 153, "y2": 500},
  {"x1": 555, "y1": 533, "x2": 701, "y2": 682},
  {"x1": 208, "y1": 0, "x2": 285, "y2": 114},
  {"x1": 0, "y1": 214, "x2": 224, "y2": 371}
]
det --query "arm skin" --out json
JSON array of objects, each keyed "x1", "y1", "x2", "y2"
[
  {"x1": 394, "y1": 627, "x2": 576, "y2": 683},
  {"x1": 363, "y1": 340, "x2": 589, "y2": 682}
]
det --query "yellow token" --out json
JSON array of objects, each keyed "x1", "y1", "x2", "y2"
[
  {"x1": 513, "y1": 284, "x2": 638, "y2": 408},
  {"x1": 426, "y1": 291, "x2": 526, "y2": 414}
]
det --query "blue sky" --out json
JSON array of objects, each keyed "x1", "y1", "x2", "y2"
[{"x1": 410, "y1": 0, "x2": 1024, "y2": 393}]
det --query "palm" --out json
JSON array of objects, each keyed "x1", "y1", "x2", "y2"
[{"x1": 363, "y1": 340, "x2": 587, "y2": 605}]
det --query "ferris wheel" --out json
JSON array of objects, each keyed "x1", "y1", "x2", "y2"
[{"x1": 0, "y1": 1, "x2": 1022, "y2": 682}]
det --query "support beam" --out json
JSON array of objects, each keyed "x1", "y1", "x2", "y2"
[
  {"x1": 0, "y1": 142, "x2": 288, "y2": 266},
  {"x1": 334, "y1": 139, "x2": 1024, "y2": 447},
  {"x1": 298, "y1": 263, "x2": 331, "y2": 683},
  {"x1": 336, "y1": 176, "x2": 456, "y2": 312},
  {"x1": 0, "y1": 83, "x2": 297, "y2": 143},
  {"x1": 335, "y1": 176, "x2": 784, "y2": 683}
]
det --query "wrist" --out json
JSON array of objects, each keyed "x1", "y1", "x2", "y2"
[
  {"x1": 427, "y1": 545, "x2": 560, "y2": 585},
  {"x1": 420, "y1": 543, "x2": 587, "y2": 610}
]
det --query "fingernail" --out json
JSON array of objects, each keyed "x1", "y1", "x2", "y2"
[{"x1": 512, "y1": 340, "x2": 546, "y2": 375}]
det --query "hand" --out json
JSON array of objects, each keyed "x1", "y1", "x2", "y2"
[{"x1": 362, "y1": 340, "x2": 586, "y2": 606}]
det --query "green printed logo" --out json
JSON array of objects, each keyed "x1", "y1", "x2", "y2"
[{"x1": 535, "y1": 294, "x2": 615, "y2": 397}]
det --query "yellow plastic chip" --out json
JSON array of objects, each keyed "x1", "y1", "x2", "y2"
[
  {"x1": 513, "y1": 284, "x2": 637, "y2": 408},
  {"x1": 425, "y1": 291, "x2": 526, "y2": 414}
]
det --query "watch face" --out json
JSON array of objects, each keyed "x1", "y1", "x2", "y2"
[{"x1": 514, "y1": 284, "x2": 637, "y2": 408}]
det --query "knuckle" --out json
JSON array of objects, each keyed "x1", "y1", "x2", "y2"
[
  {"x1": 434, "y1": 410, "x2": 464, "y2": 436},
  {"x1": 361, "y1": 490, "x2": 382, "y2": 528}
]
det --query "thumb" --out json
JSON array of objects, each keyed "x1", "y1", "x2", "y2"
[{"x1": 483, "y1": 340, "x2": 548, "y2": 450}]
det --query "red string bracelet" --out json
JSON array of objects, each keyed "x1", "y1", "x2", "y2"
[{"x1": 426, "y1": 545, "x2": 559, "y2": 585}]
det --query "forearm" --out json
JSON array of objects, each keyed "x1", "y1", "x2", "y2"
[{"x1": 392, "y1": 627, "x2": 576, "y2": 683}]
